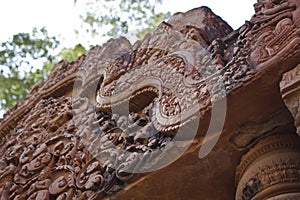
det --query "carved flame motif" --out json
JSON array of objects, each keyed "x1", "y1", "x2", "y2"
[
  {"x1": 0, "y1": 1, "x2": 299, "y2": 199},
  {"x1": 78, "y1": 18, "x2": 231, "y2": 133}
]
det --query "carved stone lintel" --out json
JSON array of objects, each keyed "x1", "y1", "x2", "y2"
[{"x1": 0, "y1": 0, "x2": 299, "y2": 199}]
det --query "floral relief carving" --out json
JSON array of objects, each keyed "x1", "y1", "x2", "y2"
[
  {"x1": 236, "y1": 134, "x2": 300, "y2": 200},
  {"x1": 0, "y1": 0, "x2": 299, "y2": 199}
]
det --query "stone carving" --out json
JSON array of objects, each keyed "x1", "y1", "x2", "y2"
[
  {"x1": 74, "y1": 0, "x2": 300, "y2": 135},
  {"x1": 266, "y1": 193, "x2": 300, "y2": 199},
  {"x1": 0, "y1": 0, "x2": 299, "y2": 199},
  {"x1": 230, "y1": 109, "x2": 294, "y2": 148},
  {"x1": 0, "y1": 97, "x2": 117, "y2": 199},
  {"x1": 280, "y1": 64, "x2": 300, "y2": 135},
  {"x1": 72, "y1": 7, "x2": 235, "y2": 134},
  {"x1": 0, "y1": 95, "x2": 179, "y2": 199},
  {"x1": 0, "y1": 56, "x2": 86, "y2": 139},
  {"x1": 250, "y1": 0, "x2": 298, "y2": 62},
  {"x1": 227, "y1": 0, "x2": 300, "y2": 148},
  {"x1": 236, "y1": 133, "x2": 300, "y2": 200}
]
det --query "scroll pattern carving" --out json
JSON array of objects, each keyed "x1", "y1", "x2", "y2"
[
  {"x1": 80, "y1": 11, "x2": 234, "y2": 132},
  {"x1": 71, "y1": 8, "x2": 236, "y2": 132},
  {"x1": 248, "y1": 0, "x2": 299, "y2": 66},
  {"x1": 226, "y1": 0, "x2": 300, "y2": 148},
  {"x1": 0, "y1": 0, "x2": 299, "y2": 199},
  {"x1": 74, "y1": 0, "x2": 300, "y2": 133},
  {"x1": 1, "y1": 0, "x2": 299, "y2": 140},
  {"x1": 0, "y1": 95, "x2": 178, "y2": 199},
  {"x1": 0, "y1": 56, "x2": 86, "y2": 139}
]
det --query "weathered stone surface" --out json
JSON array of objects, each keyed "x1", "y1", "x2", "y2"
[
  {"x1": 236, "y1": 133, "x2": 300, "y2": 200},
  {"x1": 280, "y1": 64, "x2": 300, "y2": 135},
  {"x1": 0, "y1": 0, "x2": 299, "y2": 199}
]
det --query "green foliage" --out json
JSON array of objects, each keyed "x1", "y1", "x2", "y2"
[
  {"x1": 59, "y1": 44, "x2": 86, "y2": 62},
  {"x1": 0, "y1": 28, "x2": 59, "y2": 111},
  {"x1": 78, "y1": 0, "x2": 170, "y2": 41}
]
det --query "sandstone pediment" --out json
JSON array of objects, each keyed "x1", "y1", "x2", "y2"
[{"x1": 0, "y1": 0, "x2": 300, "y2": 199}]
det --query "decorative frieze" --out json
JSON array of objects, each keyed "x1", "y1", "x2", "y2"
[{"x1": 236, "y1": 133, "x2": 300, "y2": 200}]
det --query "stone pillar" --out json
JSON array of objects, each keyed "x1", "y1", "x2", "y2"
[
  {"x1": 280, "y1": 64, "x2": 300, "y2": 136},
  {"x1": 235, "y1": 133, "x2": 300, "y2": 200},
  {"x1": 266, "y1": 193, "x2": 300, "y2": 199}
]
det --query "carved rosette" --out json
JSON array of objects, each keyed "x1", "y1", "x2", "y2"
[{"x1": 236, "y1": 133, "x2": 300, "y2": 200}]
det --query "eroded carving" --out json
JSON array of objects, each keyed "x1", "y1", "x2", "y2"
[
  {"x1": 0, "y1": 0, "x2": 299, "y2": 199},
  {"x1": 236, "y1": 133, "x2": 300, "y2": 200},
  {"x1": 280, "y1": 64, "x2": 300, "y2": 135},
  {"x1": 72, "y1": 0, "x2": 300, "y2": 135}
]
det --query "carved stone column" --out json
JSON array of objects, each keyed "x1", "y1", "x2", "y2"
[
  {"x1": 280, "y1": 64, "x2": 300, "y2": 136},
  {"x1": 266, "y1": 193, "x2": 300, "y2": 199},
  {"x1": 235, "y1": 133, "x2": 300, "y2": 200}
]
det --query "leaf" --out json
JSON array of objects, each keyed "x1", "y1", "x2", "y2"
[
  {"x1": 0, "y1": 28, "x2": 60, "y2": 112},
  {"x1": 76, "y1": 0, "x2": 169, "y2": 44}
]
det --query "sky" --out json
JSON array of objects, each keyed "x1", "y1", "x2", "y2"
[{"x1": 0, "y1": 0, "x2": 257, "y2": 48}]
